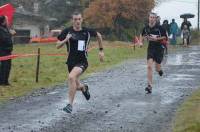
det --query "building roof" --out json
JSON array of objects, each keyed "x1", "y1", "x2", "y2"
[{"x1": 15, "y1": 5, "x2": 57, "y2": 22}]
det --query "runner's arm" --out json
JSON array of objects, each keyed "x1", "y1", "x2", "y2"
[
  {"x1": 56, "y1": 29, "x2": 70, "y2": 49},
  {"x1": 141, "y1": 27, "x2": 149, "y2": 42},
  {"x1": 56, "y1": 37, "x2": 68, "y2": 49},
  {"x1": 87, "y1": 28, "x2": 104, "y2": 61},
  {"x1": 156, "y1": 36, "x2": 166, "y2": 41},
  {"x1": 96, "y1": 32, "x2": 104, "y2": 62},
  {"x1": 96, "y1": 32, "x2": 103, "y2": 50},
  {"x1": 56, "y1": 34, "x2": 72, "y2": 49},
  {"x1": 149, "y1": 27, "x2": 167, "y2": 42}
]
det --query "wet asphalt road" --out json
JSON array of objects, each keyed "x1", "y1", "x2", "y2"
[{"x1": 0, "y1": 46, "x2": 200, "y2": 132}]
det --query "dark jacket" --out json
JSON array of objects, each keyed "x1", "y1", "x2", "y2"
[
  {"x1": 162, "y1": 23, "x2": 170, "y2": 35},
  {"x1": 0, "y1": 26, "x2": 13, "y2": 52},
  {"x1": 181, "y1": 21, "x2": 192, "y2": 31}
]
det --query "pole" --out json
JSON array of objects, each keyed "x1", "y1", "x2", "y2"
[
  {"x1": 36, "y1": 48, "x2": 40, "y2": 83},
  {"x1": 198, "y1": 0, "x2": 200, "y2": 30}
]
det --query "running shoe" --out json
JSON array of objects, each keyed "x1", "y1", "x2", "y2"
[
  {"x1": 82, "y1": 84, "x2": 90, "y2": 100},
  {"x1": 145, "y1": 85, "x2": 152, "y2": 94},
  {"x1": 158, "y1": 70, "x2": 163, "y2": 76},
  {"x1": 63, "y1": 104, "x2": 72, "y2": 113}
]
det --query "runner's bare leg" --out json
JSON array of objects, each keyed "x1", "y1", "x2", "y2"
[
  {"x1": 155, "y1": 63, "x2": 161, "y2": 72},
  {"x1": 147, "y1": 59, "x2": 154, "y2": 86},
  {"x1": 68, "y1": 67, "x2": 82, "y2": 105}
]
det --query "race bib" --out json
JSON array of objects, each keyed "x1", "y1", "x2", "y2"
[{"x1": 78, "y1": 40, "x2": 85, "y2": 51}]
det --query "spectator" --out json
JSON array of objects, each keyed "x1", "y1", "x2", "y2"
[
  {"x1": 156, "y1": 16, "x2": 161, "y2": 26},
  {"x1": 170, "y1": 19, "x2": 178, "y2": 45},
  {"x1": 181, "y1": 18, "x2": 192, "y2": 45},
  {"x1": 0, "y1": 15, "x2": 15, "y2": 86},
  {"x1": 162, "y1": 20, "x2": 170, "y2": 54},
  {"x1": 162, "y1": 20, "x2": 170, "y2": 35},
  {"x1": 181, "y1": 18, "x2": 192, "y2": 31},
  {"x1": 182, "y1": 25, "x2": 190, "y2": 47}
]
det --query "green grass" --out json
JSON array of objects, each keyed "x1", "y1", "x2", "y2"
[
  {"x1": 0, "y1": 41, "x2": 147, "y2": 102},
  {"x1": 173, "y1": 89, "x2": 200, "y2": 132},
  {"x1": 191, "y1": 30, "x2": 200, "y2": 44}
]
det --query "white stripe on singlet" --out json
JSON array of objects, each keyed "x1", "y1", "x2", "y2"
[
  {"x1": 85, "y1": 32, "x2": 91, "y2": 58},
  {"x1": 67, "y1": 32, "x2": 71, "y2": 54}
]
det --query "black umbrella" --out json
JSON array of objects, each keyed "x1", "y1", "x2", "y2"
[{"x1": 180, "y1": 13, "x2": 195, "y2": 19}]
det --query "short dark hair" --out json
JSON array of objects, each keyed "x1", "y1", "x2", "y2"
[
  {"x1": 72, "y1": 11, "x2": 82, "y2": 18},
  {"x1": 149, "y1": 12, "x2": 157, "y2": 17},
  {"x1": 163, "y1": 20, "x2": 168, "y2": 24},
  {"x1": 0, "y1": 15, "x2": 6, "y2": 25}
]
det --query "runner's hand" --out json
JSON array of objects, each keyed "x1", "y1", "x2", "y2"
[
  {"x1": 10, "y1": 29, "x2": 16, "y2": 35},
  {"x1": 148, "y1": 36, "x2": 158, "y2": 42},
  {"x1": 99, "y1": 51, "x2": 104, "y2": 62}
]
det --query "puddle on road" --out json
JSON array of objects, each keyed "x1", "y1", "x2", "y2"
[
  {"x1": 165, "y1": 74, "x2": 195, "y2": 82},
  {"x1": 47, "y1": 91, "x2": 59, "y2": 95},
  {"x1": 161, "y1": 93, "x2": 179, "y2": 105},
  {"x1": 167, "y1": 51, "x2": 200, "y2": 66},
  {"x1": 167, "y1": 54, "x2": 183, "y2": 66}
]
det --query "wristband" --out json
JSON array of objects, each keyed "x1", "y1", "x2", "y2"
[{"x1": 99, "y1": 48, "x2": 103, "y2": 51}]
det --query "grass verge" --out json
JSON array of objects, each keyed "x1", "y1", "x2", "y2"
[{"x1": 173, "y1": 89, "x2": 200, "y2": 132}]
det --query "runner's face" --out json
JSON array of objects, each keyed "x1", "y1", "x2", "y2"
[
  {"x1": 149, "y1": 15, "x2": 156, "y2": 25},
  {"x1": 72, "y1": 14, "x2": 83, "y2": 29}
]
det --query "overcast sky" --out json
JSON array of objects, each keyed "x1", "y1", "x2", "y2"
[{"x1": 153, "y1": 0, "x2": 197, "y2": 28}]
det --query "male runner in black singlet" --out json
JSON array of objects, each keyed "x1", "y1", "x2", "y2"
[{"x1": 57, "y1": 12, "x2": 104, "y2": 113}]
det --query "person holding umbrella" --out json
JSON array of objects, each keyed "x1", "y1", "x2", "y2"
[
  {"x1": 181, "y1": 18, "x2": 192, "y2": 31},
  {"x1": 181, "y1": 19, "x2": 192, "y2": 46},
  {"x1": 180, "y1": 13, "x2": 194, "y2": 31},
  {"x1": 180, "y1": 13, "x2": 194, "y2": 46}
]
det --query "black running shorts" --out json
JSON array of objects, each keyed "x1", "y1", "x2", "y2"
[
  {"x1": 147, "y1": 47, "x2": 164, "y2": 64},
  {"x1": 67, "y1": 62, "x2": 88, "y2": 73}
]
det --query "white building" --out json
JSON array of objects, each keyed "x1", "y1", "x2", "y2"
[{"x1": 13, "y1": 4, "x2": 57, "y2": 44}]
